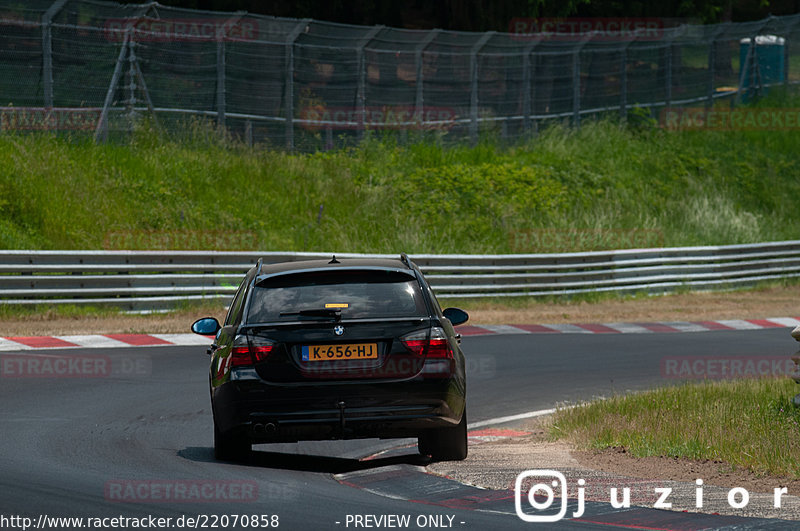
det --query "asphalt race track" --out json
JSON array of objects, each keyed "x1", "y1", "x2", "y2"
[{"x1": 0, "y1": 328, "x2": 797, "y2": 530}]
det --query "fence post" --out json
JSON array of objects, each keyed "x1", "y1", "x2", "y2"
[
  {"x1": 355, "y1": 25, "x2": 383, "y2": 139},
  {"x1": 245, "y1": 120, "x2": 253, "y2": 146},
  {"x1": 284, "y1": 19, "x2": 310, "y2": 150},
  {"x1": 572, "y1": 33, "x2": 593, "y2": 128},
  {"x1": 41, "y1": 0, "x2": 68, "y2": 108},
  {"x1": 216, "y1": 13, "x2": 244, "y2": 129},
  {"x1": 664, "y1": 39, "x2": 673, "y2": 110},
  {"x1": 521, "y1": 37, "x2": 541, "y2": 133},
  {"x1": 127, "y1": 40, "x2": 137, "y2": 126},
  {"x1": 414, "y1": 30, "x2": 440, "y2": 129},
  {"x1": 469, "y1": 31, "x2": 494, "y2": 144},
  {"x1": 706, "y1": 25, "x2": 726, "y2": 108},
  {"x1": 95, "y1": 31, "x2": 131, "y2": 142},
  {"x1": 707, "y1": 39, "x2": 716, "y2": 108},
  {"x1": 784, "y1": 17, "x2": 800, "y2": 88},
  {"x1": 216, "y1": 38, "x2": 226, "y2": 127},
  {"x1": 619, "y1": 40, "x2": 632, "y2": 120},
  {"x1": 132, "y1": 50, "x2": 157, "y2": 124}
]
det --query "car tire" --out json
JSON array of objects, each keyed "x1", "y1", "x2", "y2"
[
  {"x1": 213, "y1": 420, "x2": 251, "y2": 462},
  {"x1": 418, "y1": 408, "x2": 468, "y2": 461}
]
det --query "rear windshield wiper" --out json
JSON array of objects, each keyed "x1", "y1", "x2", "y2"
[{"x1": 279, "y1": 308, "x2": 342, "y2": 320}]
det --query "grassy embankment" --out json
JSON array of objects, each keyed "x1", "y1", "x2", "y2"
[
  {"x1": 551, "y1": 377, "x2": 800, "y2": 477},
  {"x1": 1, "y1": 93, "x2": 799, "y2": 320},
  {"x1": 2, "y1": 98, "x2": 800, "y2": 253}
]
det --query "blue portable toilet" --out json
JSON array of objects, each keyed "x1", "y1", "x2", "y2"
[{"x1": 739, "y1": 35, "x2": 786, "y2": 101}]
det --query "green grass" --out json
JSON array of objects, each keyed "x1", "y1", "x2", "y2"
[
  {"x1": 0, "y1": 303, "x2": 121, "y2": 320},
  {"x1": 550, "y1": 378, "x2": 800, "y2": 477},
  {"x1": 1, "y1": 91, "x2": 800, "y2": 253},
  {"x1": 0, "y1": 299, "x2": 225, "y2": 320}
]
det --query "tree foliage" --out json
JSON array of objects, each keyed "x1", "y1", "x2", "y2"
[{"x1": 122, "y1": 0, "x2": 789, "y2": 31}]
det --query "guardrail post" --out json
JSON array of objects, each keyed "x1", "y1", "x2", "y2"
[
  {"x1": 284, "y1": 19, "x2": 310, "y2": 150},
  {"x1": 41, "y1": 0, "x2": 68, "y2": 108},
  {"x1": 469, "y1": 31, "x2": 494, "y2": 144},
  {"x1": 355, "y1": 25, "x2": 383, "y2": 140}
]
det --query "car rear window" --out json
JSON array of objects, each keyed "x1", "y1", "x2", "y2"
[{"x1": 247, "y1": 269, "x2": 427, "y2": 322}]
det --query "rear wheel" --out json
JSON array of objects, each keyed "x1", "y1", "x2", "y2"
[
  {"x1": 418, "y1": 409, "x2": 468, "y2": 461},
  {"x1": 213, "y1": 420, "x2": 251, "y2": 462}
]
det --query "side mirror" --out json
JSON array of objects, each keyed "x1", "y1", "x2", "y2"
[
  {"x1": 191, "y1": 317, "x2": 221, "y2": 336},
  {"x1": 442, "y1": 307, "x2": 469, "y2": 326}
]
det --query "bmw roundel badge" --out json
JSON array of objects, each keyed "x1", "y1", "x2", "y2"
[{"x1": 334, "y1": 325, "x2": 345, "y2": 336}]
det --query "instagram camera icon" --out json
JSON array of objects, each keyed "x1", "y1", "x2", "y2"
[{"x1": 515, "y1": 470, "x2": 569, "y2": 522}]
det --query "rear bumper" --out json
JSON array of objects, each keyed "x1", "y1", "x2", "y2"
[{"x1": 212, "y1": 370, "x2": 465, "y2": 443}]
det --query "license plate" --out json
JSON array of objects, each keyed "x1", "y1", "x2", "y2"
[{"x1": 302, "y1": 343, "x2": 378, "y2": 362}]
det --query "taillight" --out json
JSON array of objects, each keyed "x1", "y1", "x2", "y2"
[
  {"x1": 231, "y1": 334, "x2": 274, "y2": 367},
  {"x1": 401, "y1": 327, "x2": 452, "y2": 359}
]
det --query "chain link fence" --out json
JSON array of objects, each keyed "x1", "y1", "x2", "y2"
[{"x1": 1, "y1": 1, "x2": 799, "y2": 150}]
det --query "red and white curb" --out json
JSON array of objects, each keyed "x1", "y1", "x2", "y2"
[
  {"x1": 1, "y1": 317, "x2": 798, "y2": 351},
  {"x1": 458, "y1": 317, "x2": 800, "y2": 337},
  {"x1": 0, "y1": 333, "x2": 211, "y2": 351}
]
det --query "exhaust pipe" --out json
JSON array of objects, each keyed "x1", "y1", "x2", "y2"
[
  {"x1": 264, "y1": 423, "x2": 277, "y2": 433},
  {"x1": 253, "y1": 423, "x2": 265, "y2": 435}
]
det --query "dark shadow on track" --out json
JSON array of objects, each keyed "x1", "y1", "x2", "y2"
[{"x1": 178, "y1": 446, "x2": 430, "y2": 474}]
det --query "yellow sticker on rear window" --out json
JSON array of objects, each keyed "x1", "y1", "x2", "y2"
[{"x1": 325, "y1": 303, "x2": 349, "y2": 309}]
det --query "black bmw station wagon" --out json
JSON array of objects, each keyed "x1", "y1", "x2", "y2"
[{"x1": 191, "y1": 255, "x2": 469, "y2": 462}]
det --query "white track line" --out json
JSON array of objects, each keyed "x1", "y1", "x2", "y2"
[
  {"x1": 468, "y1": 408, "x2": 557, "y2": 429},
  {"x1": 478, "y1": 324, "x2": 532, "y2": 334}
]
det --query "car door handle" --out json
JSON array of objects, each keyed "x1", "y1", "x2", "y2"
[
  {"x1": 207, "y1": 343, "x2": 219, "y2": 356},
  {"x1": 455, "y1": 333, "x2": 462, "y2": 344}
]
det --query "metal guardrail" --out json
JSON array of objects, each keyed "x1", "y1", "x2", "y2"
[{"x1": 2, "y1": 241, "x2": 800, "y2": 310}]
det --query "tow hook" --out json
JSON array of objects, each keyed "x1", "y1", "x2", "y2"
[{"x1": 337, "y1": 401, "x2": 346, "y2": 433}]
